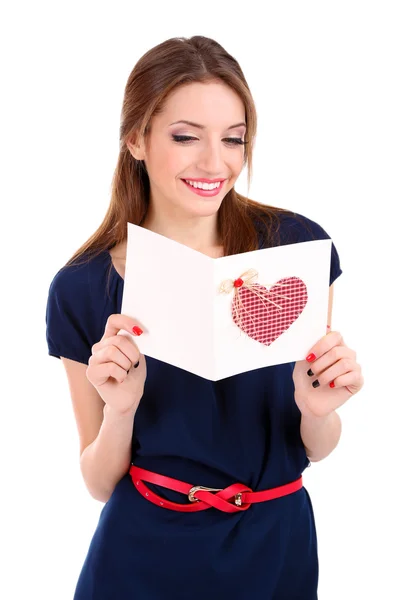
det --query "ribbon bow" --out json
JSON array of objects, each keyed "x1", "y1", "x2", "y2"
[{"x1": 219, "y1": 269, "x2": 292, "y2": 308}]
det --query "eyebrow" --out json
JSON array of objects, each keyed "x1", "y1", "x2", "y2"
[{"x1": 169, "y1": 120, "x2": 246, "y2": 130}]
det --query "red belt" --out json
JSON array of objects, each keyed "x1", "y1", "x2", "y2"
[{"x1": 129, "y1": 465, "x2": 303, "y2": 513}]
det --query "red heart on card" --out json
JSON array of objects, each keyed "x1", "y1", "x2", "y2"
[{"x1": 231, "y1": 276, "x2": 308, "y2": 346}]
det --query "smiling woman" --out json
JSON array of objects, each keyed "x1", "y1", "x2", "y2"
[{"x1": 45, "y1": 35, "x2": 349, "y2": 600}]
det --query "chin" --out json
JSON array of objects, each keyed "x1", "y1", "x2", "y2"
[{"x1": 191, "y1": 199, "x2": 224, "y2": 216}]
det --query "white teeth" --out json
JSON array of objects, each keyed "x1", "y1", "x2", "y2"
[{"x1": 185, "y1": 179, "x2": 221, "y2": 190}]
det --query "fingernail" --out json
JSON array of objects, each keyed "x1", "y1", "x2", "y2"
[
  {"x1": 329, "y1": 381, "x2": 335, "y2": 388},
  {"x1": 306, "y1": 353, "x2": 316, "y2": 362},
  {"x1": 312, "y1": 380, "x2": 320, "y2": 388},
  {"x1": 307, "y1": 368, "x2": 314, "y2": 377},
  {"x1": 132, "y1": 326, "x2": 143, "y2": 336}
]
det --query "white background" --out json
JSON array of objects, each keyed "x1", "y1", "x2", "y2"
[{"x1": 1, "y1": 1, "x2": 406, "y2": 598}]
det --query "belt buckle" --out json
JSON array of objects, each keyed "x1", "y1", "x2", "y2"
[
  {"x1": 234, "y1": 492, "x2": 243, "y2": 506},
  {"x1": 188, "y1": 485, "x2": 222, "y2": 503},
  {"x1": 188, "y1": 485, "x2": 243, "y2": 506}
]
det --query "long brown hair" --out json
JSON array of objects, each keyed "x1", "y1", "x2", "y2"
[{"x1": 64, "y1": 36, "x2": 301, "y2": 283}]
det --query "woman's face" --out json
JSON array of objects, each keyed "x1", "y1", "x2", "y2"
[{"x1": 128, "y1": 81, "x2": 247, "y2": 220}]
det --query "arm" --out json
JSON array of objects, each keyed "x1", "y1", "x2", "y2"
[
  {"x1": 80, "y1": 404, "x2": 136, "y2": 502},
  {"x1": 301, "y1": 410, "x2": 342, "y2": 462},
  {"x1": 62, "y1": 358, "x2": 138, "y2": 503}
]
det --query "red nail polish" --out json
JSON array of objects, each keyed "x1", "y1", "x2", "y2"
[
  {"x1": 329, "y1": 381, "x2": 335, "y2": 388},
  {"x1": 132, "y1": 326, "x2": 143, "y2": 336},
  {"x1": 306, "y1": 353, "x2": 316, "y2": 362}
]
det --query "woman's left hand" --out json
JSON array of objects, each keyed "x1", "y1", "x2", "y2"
[{"x1": 292, "y1": 329, "x2": 364, "y2": 418}]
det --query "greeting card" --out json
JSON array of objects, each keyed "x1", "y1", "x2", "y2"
[{"x1": 118, "y1": 223, "x2": 332, "y2": 381}]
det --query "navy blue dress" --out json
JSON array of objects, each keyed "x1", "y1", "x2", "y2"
[{"x1": 45, "y1": 212, "x2": 342, "y2": 599}]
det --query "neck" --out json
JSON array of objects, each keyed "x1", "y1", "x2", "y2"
[{"x1": 141, "y1": 207, "x2": 221, "y2": 254}]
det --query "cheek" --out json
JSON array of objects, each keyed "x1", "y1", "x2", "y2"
[
  {"x1": 153, "y1": 150, "x2": 188, "y2": 179},
  {"x1": 230, "y1": 155, "x2": 245, "y2": 178}
]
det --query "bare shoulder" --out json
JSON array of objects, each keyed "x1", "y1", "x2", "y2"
[{"x1": 61, "y1": 357, "x2": 105, "y2": 457}]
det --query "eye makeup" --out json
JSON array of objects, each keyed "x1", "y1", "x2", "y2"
[{"x1": 171, "y1": 135, "x2": 247, "y2": 146}]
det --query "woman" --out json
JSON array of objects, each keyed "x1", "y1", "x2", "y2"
[{"x1": 46, "y1": 35, "x2": 364, "y2": 599}]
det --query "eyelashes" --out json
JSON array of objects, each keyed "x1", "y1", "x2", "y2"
[{"x1": 172, "y1": 135, "x2": 248, "y2": 146}]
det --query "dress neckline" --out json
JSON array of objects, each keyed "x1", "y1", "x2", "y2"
[{"x1": 103, "y1": 249, "x2": 124, "y2": 282}]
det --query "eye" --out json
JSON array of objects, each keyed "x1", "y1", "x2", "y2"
[
  {"x1": 172, "y1": 135, "x2": 247, "y2": 146},
  {"x1": 224, "y1": 138, "x2": 247, "y2": 146}
]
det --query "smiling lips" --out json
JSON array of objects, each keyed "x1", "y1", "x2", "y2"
[{"x1": 181, "y1": 178, "x2": 226, "y2": 196}]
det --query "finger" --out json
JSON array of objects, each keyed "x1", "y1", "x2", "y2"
[
  {"x1": 311, "y1": 357, "x2": 356, "y2": 387},
  {"x1": 329, "y1": 370, "x2": 362, "y2": 394},
  {"x1": 305, "y1": 330, "x2": 345, "y2": 363},
  {"x1": 93, "y1": 334, "x2": 140, "y2": 366},
  {"x1": 306, "y1": 345, "x2": 354, "y2": 378},
  {"x1": 94, "y1": 344, "x2": 134, "y2": 372},
  {"x1": 90, "y1": 361, "x2": 129, "y2": 386},
  {"x1": 101, "y1": 313, "x2": 144, "y2": 343},
  {"x1": 126, "y1": 360, "x2": 140, "y2": 375}
]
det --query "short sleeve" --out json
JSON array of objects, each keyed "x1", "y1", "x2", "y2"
[
  {"x1": 280, "y1": 212, "x2": 343, "y2": 286},
  {"x1": 45, "y1": 263, "x2": 95, "y2": 365},
  {"x1": 328, "y1": 238, "x2": 342, "y2": 286},
  {"x1": 303, "y1": 217, "x2": 343, "y2": 286}
]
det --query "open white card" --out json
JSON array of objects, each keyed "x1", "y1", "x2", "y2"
[{"x1": 118, "y1": 222, "x2": 332, "y2": 381}]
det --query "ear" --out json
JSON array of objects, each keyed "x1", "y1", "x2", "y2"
[{"x1": 126, "y1": 133, "x2": 146, "y2": 161}]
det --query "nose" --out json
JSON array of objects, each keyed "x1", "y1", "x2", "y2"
[{"x1": 196, "y1": 140, "x2": 225, "y2": 175}]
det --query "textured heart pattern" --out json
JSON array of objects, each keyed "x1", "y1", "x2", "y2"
[{"x1": 231, "y1": 277, "x2": 308, "y2": 346}]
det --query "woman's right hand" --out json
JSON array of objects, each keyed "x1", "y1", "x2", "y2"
[{"x1": 86, "y1": 314, "x2": 147, "y2": 416}]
